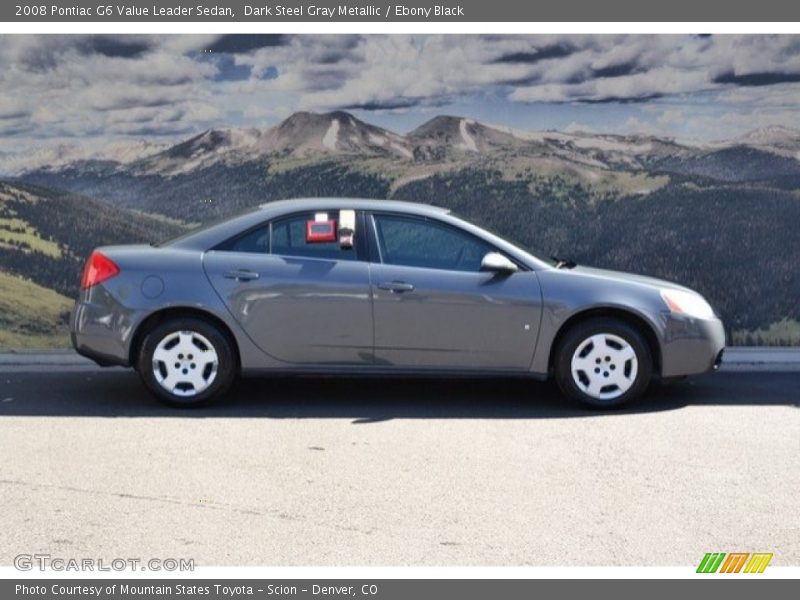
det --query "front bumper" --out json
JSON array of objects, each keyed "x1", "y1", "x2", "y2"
[{"x1": 660, "y1": 313, "x2": 726, "y2": 378}]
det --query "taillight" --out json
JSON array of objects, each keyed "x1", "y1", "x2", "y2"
[{"x1": 80, "y1": 251, "x2": 120, "y2": 290}]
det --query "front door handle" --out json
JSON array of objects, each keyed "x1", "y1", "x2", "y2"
[
  {"x1": 377, "y1": 281, "x2": 415, "y2": 293},
  {"x1": 224, "y1": 269, "x2": 260, "y2": 281}
]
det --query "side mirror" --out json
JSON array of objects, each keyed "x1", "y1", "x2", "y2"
[{"x1": 480, "y1": 252, "x2": 518, "y2": 273}]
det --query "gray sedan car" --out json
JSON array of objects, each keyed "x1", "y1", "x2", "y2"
[{"x1": 70, "y1": 198, "x2": 725, "y2": 408}]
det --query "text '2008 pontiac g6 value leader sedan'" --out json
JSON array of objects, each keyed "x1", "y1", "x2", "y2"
[{"x1": 70, "y1": 198, "x2": 725, "y2": 408}]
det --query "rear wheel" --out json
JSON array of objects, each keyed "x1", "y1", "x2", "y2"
[
  {"x1": 138, "y1": 317, "x2": 236, "y2": 407},
  {"x1": 554, "y1": 317, "x2": 653, "y2": 408}
]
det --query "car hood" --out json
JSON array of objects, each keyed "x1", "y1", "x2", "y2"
[{"x1": 565, "y1": 265, "x2": 695, "y2": 293}]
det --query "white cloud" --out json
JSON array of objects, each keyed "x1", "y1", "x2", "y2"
[
  {"x1": 3, "y1": 34, "x2": 800, "y2": 150},
  {"x1": 0, "y1": 94, "x2": 30, "y2": 120}
]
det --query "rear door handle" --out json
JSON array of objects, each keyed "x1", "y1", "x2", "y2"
[
  {"x1": 377, "y1": 281, "x2": 415, "y2": 293},
  {"x1": 224, "y1": 269, "x2": 260, "y2": 281}
]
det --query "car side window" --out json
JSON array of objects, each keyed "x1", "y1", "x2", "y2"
[
  {"x1": 373, "y1": 214, "x2": 493, "y2": 272},
  {"x1": 270, "y1": 213, "x2": 357, "y2": 261},
  {"x1": 218, "y1": 224, "x2": 270, "y2": 253}
]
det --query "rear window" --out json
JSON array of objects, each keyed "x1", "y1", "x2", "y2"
[{"x1": 155, "y1": 206, "x2": 261, "y2": 247}]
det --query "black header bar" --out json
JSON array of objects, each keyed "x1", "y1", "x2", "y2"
[{"x1": 5, "y1": 0, "x2": 800, "y2": 22}]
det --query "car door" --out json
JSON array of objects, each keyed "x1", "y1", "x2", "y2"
[
  {"x1": 203, "y1": 210, "x2": 373, "y2": 366},
  {"x1": 368, "y1": 212, "x2": 543, "y2": 371}
]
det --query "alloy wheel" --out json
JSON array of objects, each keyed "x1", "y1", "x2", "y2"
[
  {"x1": 151, "y1": 330, "x2": 219, "y2": 397},
  {"x1": 570, "y1": 333, "x2": 639, "y2": 401}
]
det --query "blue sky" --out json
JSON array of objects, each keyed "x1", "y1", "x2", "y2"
[{"x1": 2, "y1": 34, "x2": 800, "y2": 153}]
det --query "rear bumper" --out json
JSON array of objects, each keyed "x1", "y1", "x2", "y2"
[
  {"x1": 70, "y1": 298, "x2": 133, "y2": 367},
  {"x1": 660, "y1": 313, "x2": 726, "y2": 378},
  {"x1": 71, "y1": 336, "x2": 125, "y2": 367}
]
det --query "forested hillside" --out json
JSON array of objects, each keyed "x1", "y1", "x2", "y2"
[
  {"x1": 394, "y1": 172, "x2": 800, "y2": 338},
  {"x1": 0, "y1": 181, "x2": 186, "y2": 299}
]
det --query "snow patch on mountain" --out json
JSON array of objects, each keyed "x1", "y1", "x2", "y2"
[
  {"x1": 459, "y1": 119, "x2": 478, "y2": 152},
  {"x1": 368, "y1": 133, "x2": 388, "y2": 146},
  {"x1": 391, "y1": 142, "x2": 413, "y2": 158},
  {"x1": 572, "y1": 137, "x2": 654, "y2": 154},
  {"x1": 323, "y1": 119, "x2": 340, "y2": 150}
]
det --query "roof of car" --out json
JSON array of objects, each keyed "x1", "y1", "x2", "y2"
[
  {"x1": 258, "y1": 198, "x2": 450, "y2": 216},
  {"x1": 164, "y1": 196, "x2": 550, "y2": 270},
  {"x1": 164, "y1": 198, "x2": 451, "y2": 251}
]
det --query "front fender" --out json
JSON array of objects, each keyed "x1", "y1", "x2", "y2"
[{"x1": 530, "y1": 269, "x2": 669, "y2": 375}]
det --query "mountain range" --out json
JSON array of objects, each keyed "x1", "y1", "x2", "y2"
[
  {"x1": 7, "y1": 111, "x2": 800, "y2": 177},
  {"x1": 2, "y1": 110, "x2": 800, "y2": 346}
]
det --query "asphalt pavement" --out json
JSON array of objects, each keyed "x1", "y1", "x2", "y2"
[{"x1": 0, "y1": 354, "x2": 798, "y2": 566}]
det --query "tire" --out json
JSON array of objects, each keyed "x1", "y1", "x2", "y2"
[
  {"x1": 137, "y1": 317, "x2": 237, "y2": 408},
  {"x1": 554, "y1": 317, "x2": 653, "y2": 409}
]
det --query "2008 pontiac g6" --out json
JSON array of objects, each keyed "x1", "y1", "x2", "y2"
[{"x1": 71, "y1": 198, "x2": 725, "y2": 408}]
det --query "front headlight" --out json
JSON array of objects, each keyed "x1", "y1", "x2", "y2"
[{"x1": 660, "y1": 289, "x2": 715, "y2": 319}]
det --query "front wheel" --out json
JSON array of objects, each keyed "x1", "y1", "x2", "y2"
[
  {"x1": 554, "y1": 317, "x2": 653, "y2": 408},
  {"x1": 138, "y1": 317, "x2": 236, "y2": 407}
]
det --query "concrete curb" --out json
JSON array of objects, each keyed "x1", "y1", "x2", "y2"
[
  {"x1": 718, "y1": 348, "x2": 800, "y2": 372},
  {"x1": 0, "y1": 350, "x2": 96, "y2": 366},
  {"x1": 721, "y1": 348, "x2": 800, "y2": 364},
  {"x1": 0, "y1": 347, "x2": 798, "y2": 370}
]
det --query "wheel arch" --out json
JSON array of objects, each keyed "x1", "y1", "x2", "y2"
[
  {"x1": 129, "y1": 306, "x2": 241, "y2": 372},
  {"x1": 548, "y1": 307, "x2": 662, "y2": 376}
]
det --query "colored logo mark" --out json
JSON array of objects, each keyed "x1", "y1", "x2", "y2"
[{"x1": 697, "y1": 552, "x2": 773, "y2": 573}]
